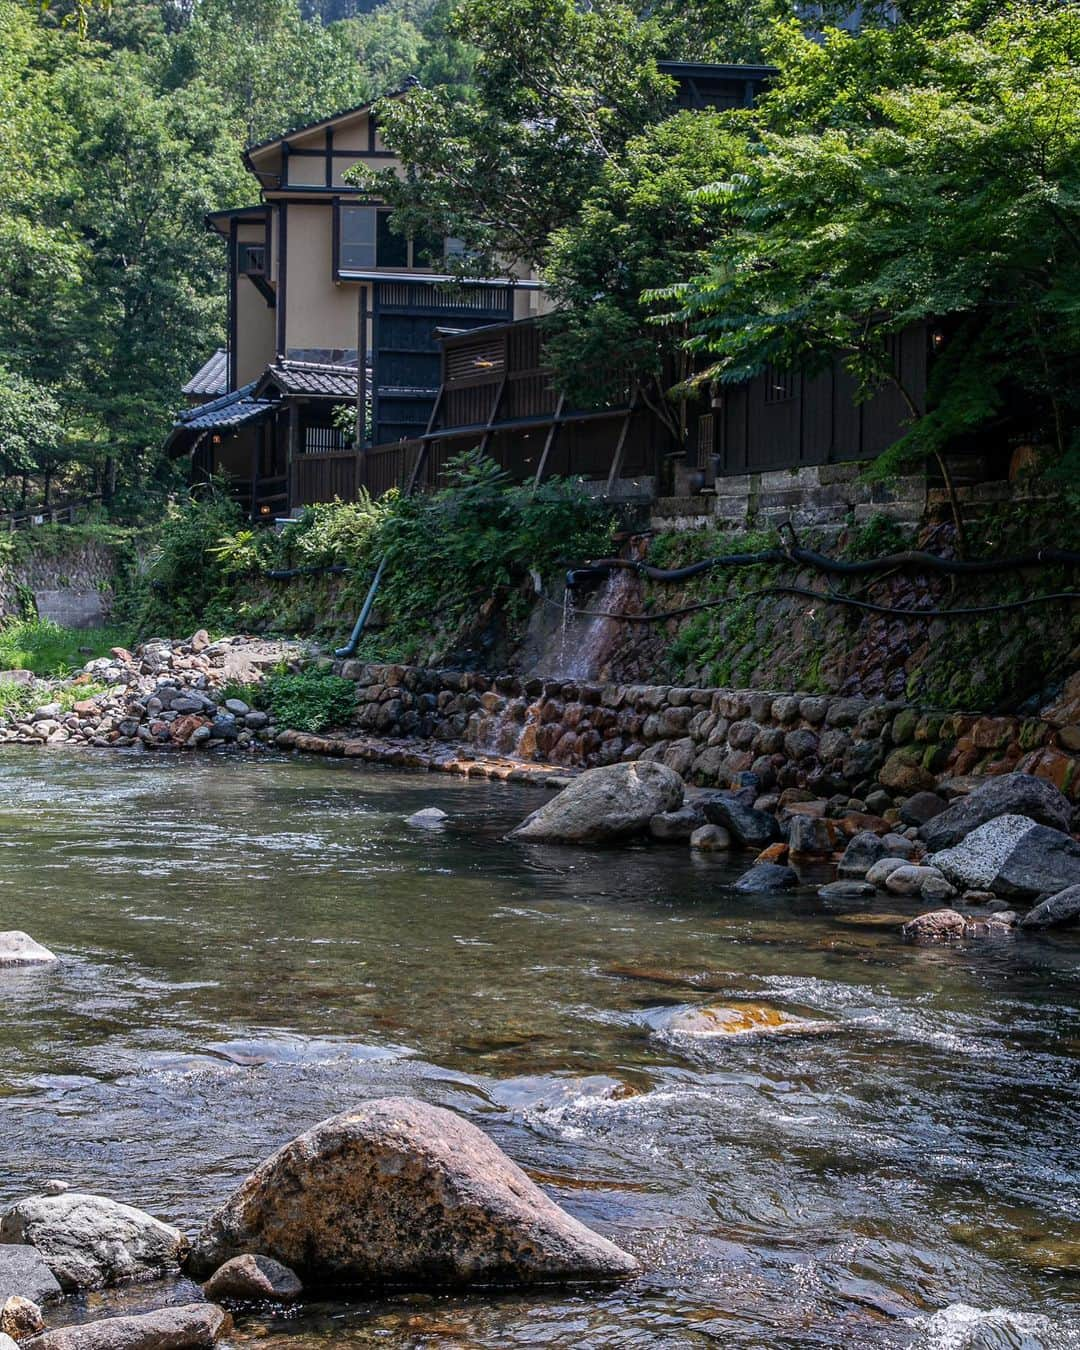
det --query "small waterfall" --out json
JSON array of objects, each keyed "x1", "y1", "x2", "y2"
[{"x1": 553, "y1": 567, "x2": 638, "y2": 684}]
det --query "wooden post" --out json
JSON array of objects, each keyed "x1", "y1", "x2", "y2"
[
  {"x1": 356, "y1": 286, "x2": 368, "y2": 494},
  {"x1": 605, "y1": 386, "x2": 639, "y2": 493},
  {"x1": 532, "y1": 393, "x2": 566, "y2": 487},
  {"x1": 287, "y1": 400, "x2": 300, "y2": 510},
  {"x1": 250, "y1": 426, "x2": 260, "y2": 522}
]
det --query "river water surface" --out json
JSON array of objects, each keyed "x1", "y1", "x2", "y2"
[{"x1": 1, "y1": 750, "x2": 1078, "y2": 1348}]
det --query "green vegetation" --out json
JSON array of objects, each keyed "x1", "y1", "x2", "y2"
[
  {"x1": 0, "y1": 617, "x2": 128, "y2": 676},
  {"x1": 121, "y1": 453, "x2": 615, "y2": 661},
  {"x1": 257, "y1": 669, "x2": 357, "y2": 734}
]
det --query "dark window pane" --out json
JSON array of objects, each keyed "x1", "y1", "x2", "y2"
[
  {"x1": 339, "y1": 205, "x2": 376, "y2": 270},
  {"x1": 376, "y1": 211, "x2": 408, "y2": 269}
]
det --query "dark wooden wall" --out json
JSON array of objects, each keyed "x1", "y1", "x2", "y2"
[{"x1": 710, "y1": 325, "x2": 928, "y2": 475}]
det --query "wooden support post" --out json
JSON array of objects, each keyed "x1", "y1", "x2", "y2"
[
  {"x1": 355, "y1": 286, "x2": 368, "y2": 494},
  {"x1": 287, "y1": 400, "x2": 300, "y2": 510},
  {"x1": 532, "y1": 393, "x2": 566, "y2": 487},
  {"x1": 605, "y1": 387, "x2": 638, "y2": 493},
  {"x1": 250, "y1": 426, "x2": 260, "y2": 522},
  {"x1": 479, "y1": 371, "x2": 508, "y2": 457}
]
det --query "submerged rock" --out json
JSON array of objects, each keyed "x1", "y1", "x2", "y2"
[
  {"x1": 0, "y1": 1248, "x2": 61, "y2": 1307},
  {"x1": 732, "y1": 863, "x2": 799, "y2": 893},
  {"x1": 202, "y1": 1254, "x2": 302, "y2": 1303},
  {"x1": 406, "y1": 807, "x2": 448, "y2": 828},
  {"x1": 509, "y1": 762, "x2": 683, "y2": 844},
  {"x1": 901, "y1": 909, "x2": 967, "y2": 942},
  {"x1": 23, "y1": 1304, "x2": 230, "y2": 1350},
  {"x1": 836, "y1": 831, "x2": 886, "y2": 879},
  {"x1": 648, "y1": 1002, "x2": 825, "y2": 1037},
  {"x1": 818, "y1": 881, "x2": 875, "y2": 900},
  {"x1": 699, "y1": 796, "x2": 780, "y2": 850},
  {"x1": 1019, "y1": 884, "x2": 1080, "y2": 930},
  {"x1": 0, "y1": 1193, "x2": 188, "y2": 1291},
  {"x1": 648, "y1": 804, "x2": 705, "y2": 842},
  {"x1": 689, "y1": 824, "x2": 730, "y2": 851},
  {"x1": 918, "y1": 773, "x2": 1071, "y2": 852},
  {"x1": 0, "y1": 933, "x2": 57, "y2": 967},
  {"x1": 185, "y1": 1098, "x2": 638, "y2": 1290}
]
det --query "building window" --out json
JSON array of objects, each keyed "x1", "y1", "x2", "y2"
[
  {"x1": 237, "y1": 242, "x2": 265, "y2": 274},
  {"x1": 338, "y1": 204, "x2": 453, "y2": 273}
]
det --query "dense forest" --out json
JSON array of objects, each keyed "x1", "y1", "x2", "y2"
[{"x1": 1, "y1": 0, "x2": 1077, "y2": 517}]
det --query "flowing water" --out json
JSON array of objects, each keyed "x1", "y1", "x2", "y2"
[{"x1": 1, "y1": 749, "x2": 1078, "y2": 1349}]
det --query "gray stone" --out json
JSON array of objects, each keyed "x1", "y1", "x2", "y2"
[
  {"x1": 202, "y1": 1254, "x2": 302, "y2": 1303},
  {"x1": 787, "y1": 815, "x2": 836, "y2": 855},
  {"x1": 920, "y1": 872, "x2": 958, "y2": 903},
  {"x1": 865, "y1": 857, "x2": 909, "y2": 887},
  {"x1": 919, "y1": 773, "x2": 1071, "y2": 852},
  {"x1": 243, "y1": 711, "x2": 268, "y2": 730},
  {"x1": 0, "y1": 1248, "x2": 61, "y2": 1306},
  {"x1": 885, "y1": 865, "x2": 947, "y2": 897},
  {"x1": 185, "y1": 1098, "x2": 637, "y2": 1289},
  {"x1": 836, "y1": 832, "x2": 886, "y2": 879},
  {"x1": 209, "y1": 715, "x2": 238, "y2": 743},
  {"x1": 223, "y1": 699, "x2": 250, "y2": 717},
  {"x1": 406, "y1": 808, "x2": 448, "y2": 829},
  {"x1": 879, "y1": 832, "x2": 916, "y2": 859},
  {"x1": 818, "y1": 881, "x2": 875, "y2": 900},
  {"x1": 510, "y1": 761, "x2": 683, "y2": 845},
  {"x1": 899, "y1": 791, "x2": 947, "y2": 827},
  {"x1": 23, "y1": 1304, "x2": 230, "y2": 1350},
  {"x1": 699, "y1": 796, "x2": 780, "y2": 850},
  {"x1": 0, "y1": 1193, "x2": 188, "y2": 1291},
  {"x1": 0, "y1": 933, "x2": 58, "y2": 967},
  {"x1": 993, "y1": 825, "x2": 1080, "y2": 900},
  {"x1": 648, "y1": 804, "x2": 705, "y2": 842},
  {"x1": 732, "y1": 863, "x2": 799, "y2": 893},
  {"x1": 1019, "y1": 884, "x2": 1080, "y2": 930},
  {"x1": 689, "y1": 824, "x2": 731, "y2": 851},
  {"x1": 928, "y1": 815, "x2": 1038, "y2": 890}
]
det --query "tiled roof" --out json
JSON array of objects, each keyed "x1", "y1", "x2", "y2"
[
  {"x1": 262, "y1": 361, "x2": 360, "y2": 398},
  {"x1": 181, "y1": 348, "x2": 229, "y2": 398}
]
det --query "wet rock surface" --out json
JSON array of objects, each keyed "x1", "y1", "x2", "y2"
[
  {"x1": 509, "y1": 762, "x2": 683, "y2": 844},
  {"x1": 0, "y1": 1251, "x2": 61, "y2": 1307},
  {"x1": 732, "y1": 863, "x2": 799, "y2": 893},
  {"x1": 0, "y1": 1195, "x2": 188, "y2": 1292},
  {"x1": 23, "y1": 1304, "x2": 230, "y2": 1350},
  {"x1": 201, "y1": 1255, "x2": 301, "y2": 1304},
  {"x1": 1020, "y1": 884, "x2": 1080, "y2": 930},
  {"x1": 0, "y1": 934, "x2": 58, "y2": 967},
  {"x1": 185, "y1": 1098, "x2": 638, "y2": 1290},
  {"x1": 919, "y1": 773, "x2": 1072, "y2": 851}
]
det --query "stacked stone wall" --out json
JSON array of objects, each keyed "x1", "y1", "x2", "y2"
[{"x1": 333, "y1": 661, "x2": 1079, "y2": 805}]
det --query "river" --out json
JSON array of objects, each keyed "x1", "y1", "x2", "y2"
[{"x1": 1, "y1": 749, "x2": 1077, "y2": 1348}]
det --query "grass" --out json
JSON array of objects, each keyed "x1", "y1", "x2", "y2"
[{"x1": 0, "y1": 618, "x2": 130, "y2": 677}]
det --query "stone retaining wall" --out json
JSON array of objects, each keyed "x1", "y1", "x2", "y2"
[{"x1": 332, "y1": 661, "x2": 1079, "y2": 805}]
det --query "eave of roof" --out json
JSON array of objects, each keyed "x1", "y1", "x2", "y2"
[{"x1": 244, "y1": 85, "x2": 411, "y2": 166}]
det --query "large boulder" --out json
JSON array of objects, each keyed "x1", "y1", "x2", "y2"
[
  {"x1": 21, "y1": 1304, "x2": 230, "y2": 1350},
  {"x1": 1019, "y1": 885, "x2": 1080, "y2": 930},
  {"x1": 185, "y1": 1098, "x2": 638, "y2": 1290},
  {"x1": 509, "y1": 762, "x2": 682, "y2": 844},
  {"x1": 0, "y1": 1249, "x2": 61, "y2": 1306},
  {"x1": 928, "y1": 815, "x2": 1038, "y2": 890},
  {"x1": 0, "y1": 1194, "x2": 188, "y2": 1291},
  {"x1": 993, "y1": 825, "x2": 1080, "y2": 900},
  {"x1": 919, "y1": 773, "x2": 1071, "y2": 852},
  {"x1": 699, "y1": 796, "x2": 780, "y2": 851}
]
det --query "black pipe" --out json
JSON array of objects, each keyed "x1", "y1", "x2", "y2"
[{"x1": 265, "y1": 564, "x2": 349, "y2": 580}]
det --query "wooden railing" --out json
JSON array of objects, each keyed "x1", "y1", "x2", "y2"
[{"x1": 2, "y1": 495, "x2": 103, "y2": 531}]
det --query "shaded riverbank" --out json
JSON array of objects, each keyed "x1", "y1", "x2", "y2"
[{"x1": 1, "y1": 750, "x2": 1078, "y2": 1347}]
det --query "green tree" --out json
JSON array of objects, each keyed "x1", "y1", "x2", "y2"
[
  {"x1": 660, "y1": 5, "x2": 1080, "y2": 545},
  {"x1": 355, "y1": 0, "x2": 675, "y2": 270},
  {"x1": 545, "y1": 108, "x2": 751, "y2": 437}
]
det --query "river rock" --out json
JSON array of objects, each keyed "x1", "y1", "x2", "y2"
[
  {"x1": 0, "y1": 1249, "x2": 61, "y2": 1306},
  {"x1": 884, "y1": 865, "x2": 948, "y2": 897},
  {"x1": 22, "y1": 1304, "x2": 231, "y2": 1350},
  {"x1": 879, "y1": 832, "x2": 916, "y2": 860},
  {"x1": 898, "y1": 791, "x2": 947, "y2": 827},
  {"x1": 509, "y1": 762, "x2": 683, "y2": 844},
  {"x1": 993, "y1": 824, "x2": 1080, "y2": 899},
  {"x1": 836, "y1": 831, "x2": 886, "y2": 878},
  {"x1": 185, "y1": 1098, "x2": 638, "y2": 1289},
  {"x1": 689, "y1": 824, "x2": 730, "y2": 851},
  {"x1": 919, "y1": 773, "x2": 1072, "y2": 851},
  {"x1": 901, "y1": 909, "x2": 967, "y2": 942},
  {"x1": 1018, "y1": 884, "x2": 1080, "y2": 930},
  {"x1": 732, "y1": 863, "x2": 799, "y2": 893},
  {"x1": 818, "y1": 881, "x2": 875, "y2": 900},
  {"x1": 0, "y1": 1193, "x2": 188, "y2": 1291},
  {"x1": 649, "y1": 1002, "x2": 821, "y2": 1037},
  {"x1": 927, "y1": 814, "x2": 1037, "y2": 890},
  {"x1": 0, "y1": 1336, "x2": 17, "y2": 1350},
  {"x1": 787, "y1": 815, "x2": 838, "y2": 855},
  {"x1": 406, "y1": 807, "x2": 448, "y2": 828},
  {"x1": 648, "y1": 804, "x2": 705, "y2": 842},
  {"x1": 865, "y1": 857, "x2": 908, "y2": 887},
  {"x1": 1, "y1": 1296, "x2": 44, "y2": 1340},
  {"x1": 202, "y1": 1254, "x2": 302, "y2": 1303},
  {"x1": 698, "y1": 796, "x2": 780, "y2": 850},
  {"x1": 0, "y1": 933, "x2": 58, "y2": 967}
]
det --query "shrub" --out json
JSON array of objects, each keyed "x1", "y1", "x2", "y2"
[
  {"x1": 261, "y1": 668, "x2": 356, "y2": 733},
  {"x1": 0, "y1": 618, "x2": 129, "y2": 676}
]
